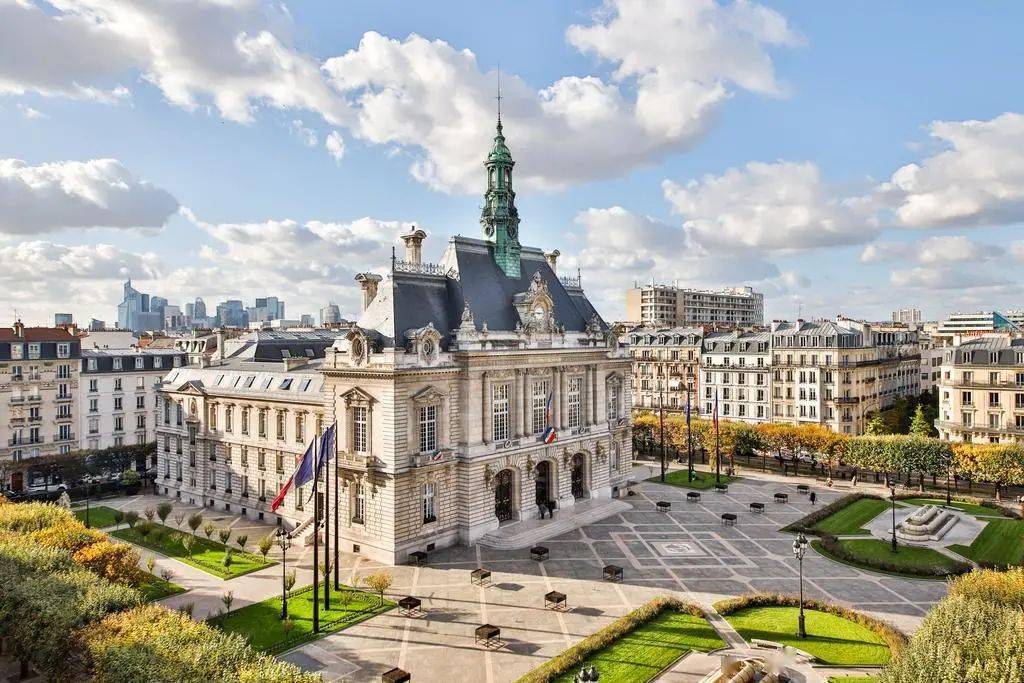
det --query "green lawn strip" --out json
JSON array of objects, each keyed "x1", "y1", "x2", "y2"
[
  {"x1": 111, "y1": 524, "x2": 274, "y2": 579},
  {"x1": 551, "y1": 611, "x2": 724, "y2": 683},
  {"x1": 948, "y1": 519, "x2": 1024, "y2": 566},
  {"x1": 72, "y1": 505, "x2": 122, "y2": 529},
  {"x1": 210, "y1": 584, "x2": 394, "y2": 655},
  {"x1": 811, "y1": 498, "x2": 896, "y2": 536},
  {"x1": 724, "y1": 606, "x2": 891, "y2": 666},
  {"x1": 810, "y1": 539, "x2": 961, "y2": 580},
  {"x1": 900, "y1": 497, "x2": 1010, "y2": 519},
  {"x1": 136, "y1": 571, "x2": 186, "y2": 602},
  {"x1": 648, "y1": 469, "x2": 739, "y2": 490}
]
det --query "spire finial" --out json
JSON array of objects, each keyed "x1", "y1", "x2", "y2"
[{"x1": 495, "y1": 65, "x2": 502, "y2": 128}]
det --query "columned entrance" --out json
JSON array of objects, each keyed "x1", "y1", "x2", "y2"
[
  {"x1": 571, "y1": 453, "x2": 588, "y2": 501},
  {"x1": 494, "y1": 469, "x2": 516, "y2": 522},
  {"x1": 535, "y1": 461, "x2": 552, "y2": 506}
]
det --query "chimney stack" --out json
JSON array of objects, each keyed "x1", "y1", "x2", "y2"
[
  {"x1": 401, "y1": 227, "x2": 427, "y2": 265},
  {"x1": 13, "y1": 320, "x2": 23, "y2": 338},
  {"x1": 544, "y1": 249, "x2": 560, "y2": 274},
  {"x1": 215, "y1": 328, "x2": 225, "y2": 362},
  {"x1": 355, "y1": 273, "x2": 383, "y2": 311}
]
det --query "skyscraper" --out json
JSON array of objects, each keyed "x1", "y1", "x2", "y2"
[
  {"x1": 216, "y1": 300, "x2": 248, "y2": 328},
  {"x1": 320, "y1": 302, "x2": 342, "y2": 325},
  {"x1": 116, "y1": 280, "x2": 164, "y2": 333}
]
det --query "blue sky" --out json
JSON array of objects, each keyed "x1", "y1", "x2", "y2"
[{"x1": 1, "y1": 0, "x2": 1023, "y2": 326}]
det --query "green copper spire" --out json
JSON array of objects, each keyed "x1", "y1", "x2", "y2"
[{"x1": 480, "y1": 113, "x2": 521, "y2": 278}]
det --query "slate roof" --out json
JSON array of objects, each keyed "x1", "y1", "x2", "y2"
[
  {"x1": 953, "y1": 336, "x2": 1024, "y2": 365},
  {"x1": 0, "y1": 327, "x2": 78, "y2": 342},
  {"x1": 225, "y1": 330, "x2": 345, "y2": 362},
  {"x1": 357, "y1": 236, "x2": 605, "y2": 349}
]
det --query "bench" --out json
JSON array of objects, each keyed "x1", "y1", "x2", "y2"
[
  {"x1": 751, "y1": 638, "x2": 785, "y2": 650},
  {"x1": 408, "y1": 550, "x2": 427, "y2": 566},
  {"x1": 471, "y1": 568, "x2": 491, "y2": 586},
  {"x1": 475, "y1": 624, "x2": 502, "y2": 648},
  {"x1": 382, "y1": 667, "x2": 411, "y2": 683},
  {"x1": 656, "y1": 501, "x2": 671, "y2": 512},
  {"x1": 797, "y1": 484, "x2": 810, "y2": 494},
  {"x1": 530, "y1": 546, "x2": 549, "y2": 562},
  {"x1": 603, "y1": 564, "x2": 623, "y2": 582},
  {"x1": 544, "y1": 590, "x2": 567, "y2": 610},
  {"x1": 686, "y1": 491, "x2": 701, "y2": 503},
  {"x1": 715, "y1": 483, "x2": 729, "y2": 493},
  {"x1": 749, "y1": 502, "x2": 765, "y2": 514},
  {"x1": 774, "y1": 493, "x2": 789, "y2": 503},
  {"x1": 721, "y1": 513, "x2": 737, "y2": 526},
  {"x1": 398, "y1": 596, "x2": 421, "y2": 617}
]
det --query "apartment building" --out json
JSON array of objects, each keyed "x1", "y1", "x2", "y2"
[
  {"x1": 936, "y1": 336, "x2": 1024, "y2": 444},
  {"x1": 80, "y1": 349, "x2": 187, "y2": 452},
  {"x1": 625, "y1": 284, "x2": 763, "y2": 327},
  {"x1": 701, "y1": 330, "x2": 772, "y2": 423},
  {"x1": 629, "y1": 327, "x2": 702, "y2": 412},
  {"x1": 0, "y1": 322, "x2": 81, "y2": 491}
]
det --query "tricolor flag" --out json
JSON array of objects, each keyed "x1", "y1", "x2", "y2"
[
  {"x1": 318, "y1": 422, "x2": 337, "y2": 466},
  {"x1": 271, "y1": 439, "x2": 315, "y2": 512},
  {"x1": 542, "y1": 392, "x2": 557, "y2": 444}
]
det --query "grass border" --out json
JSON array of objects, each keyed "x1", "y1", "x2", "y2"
[
  {"x1": 713, "y1": 593, "x2": 907, "y2": 658},
  {"x1": 111, "y1": 524, "x2": 275, "y2": 580},
  {"x1": 811, "y1": 535, "x2": 970, "y2": 579},
  {"x1": 514, "y1": 597, "x2": 706, "y2": 683}
]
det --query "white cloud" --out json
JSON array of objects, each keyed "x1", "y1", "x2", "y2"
[
  {"x1": 879, "y1": 112, "x2": 1024, "y2": 228},
  {"x1": 663, "y1": 160, "x2": 877, "y2": 253},
  {"x1": 289, "y1": 119, "x2": 317, "y2": 147},
  {"x1": 325, "y1": 130, "x2": 345, "y2": 163},
  {"x1": 861, "y1": 236, "x2": 1002, "y2": 264},
  {"x1": 17, "y1": 104, "x2": 47, "y2": 120},
  {"x1": 889, "y1": 265, "x2": 1010, "y2": 290},
  {"x1": 0, "y1": 158, "x2": 179, "y2": 234}
]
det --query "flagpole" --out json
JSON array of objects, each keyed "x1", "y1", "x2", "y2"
[
  {"x1": 714, "y1": 392, "x2": 721, "y2": 484},
  {"x1": 333, "y1": 424, "x2": 340, "y2": 591},
  {"x1": 686, "y1": 377, "x2": 694, "y2": 483},
  {"x1": 312, "y1": 437, "x2": 320, "y2": 633},
  {"x1": 323, "y1": 427, "x2": 330, "y2": 611}
]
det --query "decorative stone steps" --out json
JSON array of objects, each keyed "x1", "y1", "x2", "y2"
[{"x1": 478, "y1": 499, "x2": 632, "y2": 550}]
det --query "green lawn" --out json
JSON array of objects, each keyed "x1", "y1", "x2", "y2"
[
  {"x1": 552, "y1": 611, "x2": 725, "y2": 683},
  {"x1": 112, "y1": 524, "x2": 274, "y2": 579},
  {"x1": 211, "y1": 584, "x2": 394, "y2": 655},
  {"x1": 136, "y1": 571, "x2": 186, "y2": 601},
  {"x1": 901, "y1": 497, "x2": 1010, "y2": 518},
  {"x1": 650, "y1": 469, "x2": 739, "y2": 490},
  {"x1": 948, "y1": 519, "x2": 1024, "y2": 566},
  {"x1": 812, "y1": 498, "x2": 895, "y2": 536},
  {"x1": 73, "y1": 505, "x2": 122, "y2": 529},
  {"x1": 725, "y1": 606, "x2": 891, "y2": 666},
  {"x1": 812, "y1": 538, "x2": 965, "y2": 578}
]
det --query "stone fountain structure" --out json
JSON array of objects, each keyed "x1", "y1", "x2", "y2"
[{"x1": 894, "y1": 504, "x2": 959, "y2": 544}]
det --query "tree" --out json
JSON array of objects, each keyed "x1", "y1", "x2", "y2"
[
  {"x1": 124, "y1": 511, "x2": 140, "y2": 529},
  {"x1": 187, "y1": 513, "x2": 203, "y2": 536},
  {"x1": 181, "y1": 535, "x2": 195, "y2": 558},
  {"x1": 156, "y1": 502, "x2": 173, "y2": 526},
  {"x1": 221, "y1": 591, "x2": 234, "y2": 612},
  {"x1": 257, "y1": 535, "x2": 274, "y2": 560},
  {"x1": 218, "y1": 529, "x2": 231, "y2": 546},
  {"x1": 285, "y1": 570, "x2": 296, "y2": 593},
  {"x1": 203, "y1": 522, "x2": 216, "y2": 540},
  {"x1": 361, "y1": 570, "x2": 392, "y2": 606},
  {"x1": 111, "y1": 509, "x2": 125, "y2": 530},
  {"x1": 173, "y1": 511, "x2": 186, "y2": 529},
  {"x1": 235, "y1": 534, "x2": 248, "y2": 550},
  {"x1": 144, "y1": 507, "x2": 156, "y2": 522},
  {"x1": 910, "y1": 405, "x2": 934, "y2": 437},
  {"x1": 865, "y1": 413, "x2": 889, "y2": 436}
]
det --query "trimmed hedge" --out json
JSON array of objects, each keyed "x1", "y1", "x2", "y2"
[
  {"x1": 813, "y1": 534, "x2": 971, "y2": 578},
  {"x1": 714, "y1": 593, "x2": 907, "y2": 657},
  {"x1": 515, "y1": 597, "x2": 704, "y2": 683}
]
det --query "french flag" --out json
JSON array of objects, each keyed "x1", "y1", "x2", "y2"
[
  {"x1": 271, "y1": 438, "x2": 315, "y2": 512},
  {"x1": 542, "y1": 392, "x2": 557, "y2": 444}
]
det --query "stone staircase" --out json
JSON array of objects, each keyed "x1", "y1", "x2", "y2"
[{"x1": 478, "y1": 498, "x2": 632, "y2": 550}]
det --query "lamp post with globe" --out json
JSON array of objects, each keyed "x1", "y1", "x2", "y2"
[{"x1": 792, "y1": 533, "x2": 809, "y2": 639}]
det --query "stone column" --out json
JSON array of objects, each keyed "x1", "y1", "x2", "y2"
[{"x1": 480, "y1": 371, "x2": 489, "y2": 444}]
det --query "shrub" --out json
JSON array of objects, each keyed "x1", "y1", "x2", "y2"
[
  {"x1": 236, "y1": 534, "x2": 248, "y2": 550},
  {"x1": 30, "y1": 521, "x2": 105, "y2": 554},
  {"x1": 124, "y1": 511, "x2": 140, "y2": 529},
  {"x1": 258, "y1": 534, "x2": 274, "y2": 559},
  {"x1": 78, "y1": 605, "x2": 322, "y2": 682},
  {"x1": 143, "y1": 507, "x2": 156, "y2": 522},
  {"x1": 285, "y1": 569, "x2": 296, "y2": 593},
  {"x1": 120, "y1": 469, "x2": 141, "y2": 487},
  {"x1": 136, "y1": 521, "x2": 154, "y2": 539},
  {"x1": 112, "y1": 509, "x2": 125, "y2": 529},
  {"x1": 203, "y1": 522, "x2": 216, "y2": 539},
  {"x1": 173, "y1": 511, "x2": 186, "y2": 529},
  {"x1": 218, "y1": 528, "x2": 232, "y2": 545},
  {"x1": 517, "y1": 597, "x2": 704, "y2": 683},
  {"x1": 877, "y1": 594, "x2": 1024, "y2": 683},
  {"x1": 223, "y1": 548, "x2": 234, "y2": 568},
  {"x1": 156, "y1": 502, "x2": 173, "y2": 525},
  {"x1": 714, "y1": 593, "x2": 907, "y2": 657},
  {"x1": 146, "y1": 557, "x2": 155, "y2": 574},
  {"x1": 72, "y1": 541, "x2": 143, "y2": 587},
  {"x1": 948, "y1": 567, "x2": 1024, "y2": 609},
  {"x1": 221, "y1": 591, "x2": 234, "y2": 611},
  {"x1": 182, "y1": 535, "x2": 195, "y2": 558},
  {"x1": 187, "y1": 513, "x2": 203, "y2": 535},
  {"x1": 815, "y1": 534, "x2": 971, "y2": 577},
  {"x1": 361, "y1": 570, "x2": 393, "y2": 606},
  {"x1": 0, "y1": 500, "x2": 76, "y2": 532}
]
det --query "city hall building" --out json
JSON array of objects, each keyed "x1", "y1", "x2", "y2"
[{"x1": 156, "y1": 118, "x2": 633, "y2": 563}]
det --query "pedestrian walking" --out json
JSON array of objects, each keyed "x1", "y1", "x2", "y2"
[{"x1": 809, "y1": 491, "x2": 817, "y2": 505}]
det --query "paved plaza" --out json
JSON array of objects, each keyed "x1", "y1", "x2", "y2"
[{"x1": 89, "y1": 470, "x2": 950, "y2": 682}]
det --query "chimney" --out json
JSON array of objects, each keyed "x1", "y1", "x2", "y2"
[
  {"x1": 355, "y1": 273, "x2": 383, "y2": 311},
  {"x1": 544, "y1": 249, "x2": 561, "y2": 274},
  {"x1": 13, "y1": 320, "x2": 23, "y2": 338},
  {"x1": 216, "y1": 328, "x2": 225, "y2": 362},
  {"x1": 401, "y1": 227, "x2": 427, "y2": 265}
]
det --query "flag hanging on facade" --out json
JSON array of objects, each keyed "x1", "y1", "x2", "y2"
[
  {"x1": 292, "y1": 437, "x2": 318, "y2": 488},
  {"x1": 271, "y1": 441, "x2": 314, "y2": 512},
  {"x1": 542, "y1": 392, "x2": 557, "y2": 444},
  {"x1": 318, "y1": 422, "x2": 337, "y2": 463}
]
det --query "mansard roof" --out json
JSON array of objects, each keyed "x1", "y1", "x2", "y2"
[{"x1": 356, "y1": 236, "x2": 605, "y2": 349}]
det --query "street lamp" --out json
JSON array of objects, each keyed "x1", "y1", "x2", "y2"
[
  {"x1": 84, "y1": 483, "x2": 92, "y2": 528},
  {"x1": 686, "y1": 370, "x2": 695, "y2": 483},
  {"x1": 792, "y1": 533, "x2": 809, "y2": 639},
  {"x1": 658, "y1": 384, "x2": 666, "y2": 483},
  {"x1": 276, "y1": 527, "x2": 292, "y2": 620},
  {"x1": 889, "y1": 485, "x2": 899, "y2": 554}
]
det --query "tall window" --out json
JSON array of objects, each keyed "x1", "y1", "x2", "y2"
[
  {"x1": 241, "y1": 407, "x2": 249, "y2": 435},
  {"x1": 258, "y1": 409, "x2": 267, "y2": 437},
  {"x1": 276, "y1": 411, "x2": 286, "y2": 440},
  {"x1": 419, "y1": 405, "x2": 437, "y2": 452},
  {"x1": 422, "y1": 482, "x2": 436, "y2": 522},
  {"x1": 531, "y1": 380, "x2": 549, "y2": 434},
  {"x1": 225, "y1": 406, "x2": 233, "y2": 432},
  {"x1": 492, "y1": 383, "x2": 510, "y2": 441},
  {"x1": 353, "y1": 406, "x2": 368, "y2": 453},
  {"x1": 353, "y1": 483, "x2": 366, "y2": 523},
  {"x1": 567, "y1": 377, "x2": 582, "y2": 428},
  {"x1": 295, "y1": 414, "x2": 304, "y2": 443},
  {"x1": 606, "y1": 382, "x2": 620, "y2": 420}
]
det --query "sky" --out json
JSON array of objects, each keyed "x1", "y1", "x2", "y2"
[{"x1": 1, "y1": 0, "x2": 1023, "y2": 327}]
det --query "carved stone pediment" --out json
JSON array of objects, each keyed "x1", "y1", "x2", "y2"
[
  {"x1": 410, "y1": 385, "x2": 445, "y2": 404},
  {"x1": 340, "y1": 386, "x2": 375, "y2": 405}
]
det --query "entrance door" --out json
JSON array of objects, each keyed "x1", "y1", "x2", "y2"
[
  {"x1": 10, "y1": 471, "x2": 23, "y2": 493},
  {"x1": 494, "y1": 469, "x2": 515, "y2": 522},
  {"x1": 571, "y1": 453, "x2": 588, "y2": 500},
  {"x1": 535, "y1": 461, "x2": 551, "y2": 506}
]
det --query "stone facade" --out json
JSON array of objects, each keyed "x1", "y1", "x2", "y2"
[
  {"x1": 937, "y1": 336, "x2": 1024, "y2": 444},
  {"x1": 629, "y1": 327, "x2": 701, "y2": 412}
]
